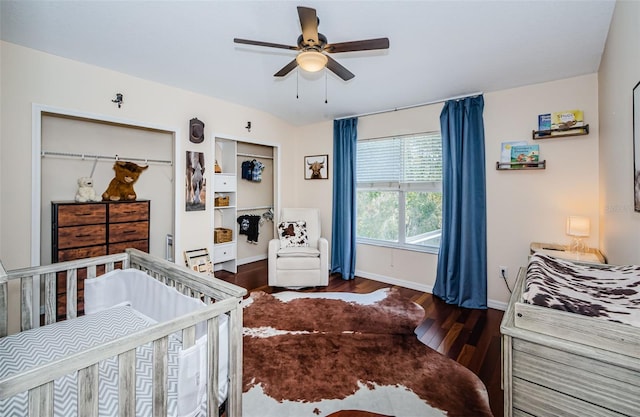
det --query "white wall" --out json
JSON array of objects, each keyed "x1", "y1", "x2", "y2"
[
  {"x1": 598, "y1": 0, "x2": 640, "y2": 265},
  {"x1": 486, "y1": 74, "x2": 599, "y2": 306},
  {"x1": 0, "y1": 41, "x2": 297, "y2": 271},
  {"x1": 295, "y1": 74, "x2": 600, "y2": 308}
]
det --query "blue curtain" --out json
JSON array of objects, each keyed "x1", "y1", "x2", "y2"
[
  {"x1": 433, "y1": 95, "x2": 487, "y2": 309},
  {"x1": 331, "y1": 117, "x2": 358, "y2": 280}
]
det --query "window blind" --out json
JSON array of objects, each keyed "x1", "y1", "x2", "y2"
[{"x1": 357, "y1": 132, "x2": 442, "y2": 189}]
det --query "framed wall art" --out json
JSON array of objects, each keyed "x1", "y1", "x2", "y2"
[
  {"x1": 186, "y1": 150, "x2": 206, "y2": 211},
  {"x1": 304, "y1": 154, "x2": 329, "y2": 180},
  {"x1": 634, "y1": 81, "x2": 640, "y2": 212}
]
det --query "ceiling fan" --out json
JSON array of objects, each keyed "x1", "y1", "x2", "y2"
[{"x1": 234, "y1": 6, "x2": 389, "y2": 81}]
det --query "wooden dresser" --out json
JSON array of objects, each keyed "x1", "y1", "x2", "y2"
[{"x1": 51, "y1": 200, "x2": 150, "y2": 318}]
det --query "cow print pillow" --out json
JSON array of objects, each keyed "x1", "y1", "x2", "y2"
[{"x1": 278, "y1": 221, "x2": 309, "y2": 248}]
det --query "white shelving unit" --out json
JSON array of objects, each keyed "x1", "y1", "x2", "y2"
[{"x1": 213, "y1": 137, "x2": 237, "y2": 273}]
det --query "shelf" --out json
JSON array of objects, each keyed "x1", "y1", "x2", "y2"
[
  {"x1": 532, "y1": 124, "x2": 589, "y2": 140},
  {"x1": 496, "y1": 160, "x2": 546, "y2": 170},
  {"x1": 213, "y1": 137, "x2": 237, "y2": 273}
]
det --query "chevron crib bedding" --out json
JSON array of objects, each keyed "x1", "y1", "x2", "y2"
[{"x1": 0, "y1": 305, "x2": 211, "y2": 416}]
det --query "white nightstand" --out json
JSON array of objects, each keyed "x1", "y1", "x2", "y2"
[{"x1": 530, "y1": 242, "x2": 606, "y2": 265}]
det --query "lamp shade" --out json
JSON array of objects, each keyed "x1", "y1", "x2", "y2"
[
  {"x1": 296, "y1": 51, "x2": 328, "y2": 72},
  {"x1": 566, "y1": 216, "x2": 590, "y2": 237}
]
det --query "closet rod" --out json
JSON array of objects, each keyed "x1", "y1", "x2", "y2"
[
  {"x1": 237, "y1": 205, "x2": 272, "y2": 212},
  {"x1": 41, "y1": 150, "x2": 172, "y2": 166},
  {"x1": 237, "y1": 152, "x2": 273, "y2": 160}
]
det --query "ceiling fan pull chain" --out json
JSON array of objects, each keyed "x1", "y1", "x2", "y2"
[
  {"x1": 325, "y1": 69, "x2": 328, "y2": 104},
  {"x1": 296, "y1": 68, "x2": 299, "y2": 99}
]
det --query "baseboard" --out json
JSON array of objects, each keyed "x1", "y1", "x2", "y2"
[
  {"x1": 355, "y1": 269, "x2": 434, "y2": 294},
  {"x1": 487, "y1": 299, "x2": 507, "y2": 311},
  {"x1": 237, "y1": 254, "x2": 268, "y2": 266},
  {"x1": 355, "y1": 269, "x2": 507, "y2": 311}
]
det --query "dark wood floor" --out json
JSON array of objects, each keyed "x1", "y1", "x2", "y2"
[{"x1": 215, "y1": 260, "x2": 504, "y2": 417}]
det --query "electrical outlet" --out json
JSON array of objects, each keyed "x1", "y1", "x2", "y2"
[{"x1": 499, "y1": 266, "x2": 508, "y2": 279}]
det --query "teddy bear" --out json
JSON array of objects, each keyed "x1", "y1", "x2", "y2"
[
  {"x1": 75, "y1": 177, "x2": 101, "y2": 202},
  {"x1": 102, "y1": 161, "x2": 148, "y2": 201}
]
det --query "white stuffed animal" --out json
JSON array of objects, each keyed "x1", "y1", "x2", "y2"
[{"x1": 75, "y1": 177, "x2": 101, "y2": 202}]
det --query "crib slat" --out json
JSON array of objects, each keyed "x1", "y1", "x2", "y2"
[
  {"x1": 29, "y1": 382, "x2": 53, "y2": 417},
  {"x1": 87, "y1": 265, "x2": 96, "y2": 279},
  {"x1": 78, "y1": 364, "x2": 99, "y2": 415},
  {"x1": 0, "y1": 281, "x2": 7, "y2": 337},
  {"x1": 153, "y1": 336, "x2": 168, "y2": 416},
  {"x1": 183, "y1": 325, "x2": 196, "y2": 348},
  {"x1": 44, "y1": 273, "x2": 56, "y2": 325},
  {"x1": 66, "y1": 269, "x2": 77, "y2": 319},
  {"x1": 21, "y1": 276, "x2": 34, "y2": 331},
  {"x1": 227, "y1": 305, "x2": 243, "y2": 417},
  {"x1": 208, "y1": 316, "x2": 220, "y2": 416},
  {"x1": 119, "y1": 349, "x2": 136, "y2": 417}
]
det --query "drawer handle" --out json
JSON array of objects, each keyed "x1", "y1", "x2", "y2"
[
  {"x1": 78, "y1": 213, "x2": 93, "y2": 216},
  {"x1": 123, "y1": 230, "x2": 137, "y2": 234},
  {"x1": 76, "y1": 234, "x2": 92, "y2": 238}
]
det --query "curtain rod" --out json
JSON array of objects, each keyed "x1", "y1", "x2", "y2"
[{"x1": 335, "y1": 91, "x2": 483, "y2": 120}]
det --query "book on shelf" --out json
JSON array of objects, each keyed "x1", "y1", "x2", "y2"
[
  {"x1": 500, "y1": 141, "x2": 527, "y2": 163},
  {"x1": 551, "y1": 110, "x2": 584, "y2": 131},
  {"x1": 511, "y1": 144, "x2": 540, "y2": 167},
  {"x1": 538, "y1": 113, "x2": 551, "y2": 132}
]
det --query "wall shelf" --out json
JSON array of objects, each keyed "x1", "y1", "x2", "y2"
[
  {"x1": 532, "y1": 124, "x2": 589, "y2": 140},
  {"x1": 496, "y1": 160, "x2": 546, "y2": 170}
]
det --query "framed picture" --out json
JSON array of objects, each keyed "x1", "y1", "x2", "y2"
[
  {"x1": 304, "y1": 154, "x2": 329, "y2": 180},
  {"x1": 186, "y1": 150, "x2": 206, "y2": 211},
  {"x1": 634, "y1": 81, "x2": 640, "y2": 212}
]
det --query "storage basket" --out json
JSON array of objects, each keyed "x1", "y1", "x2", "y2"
[
  {"x1": 214, "y1": 227, "x2": 233, "y2": 243},
  {"x1": 214, "y1": 196, "x2": 229, "y2": 207}
]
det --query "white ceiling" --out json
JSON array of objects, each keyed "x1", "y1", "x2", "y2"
[{"x1": 1, "y1": 0, "x2": 615, "y2": 126}]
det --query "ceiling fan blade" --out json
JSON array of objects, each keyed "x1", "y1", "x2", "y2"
[
  {"x1": 234, "y1": 38, "x2": 298, "y2": 51},
  {"x1": 297, "y1": 6, "x2": 319, "y2": 46},
  {"x1": 325, "y1": 56, "x2": 355, "y2": 81},
  {"x1": 325, "y1": 38, "x2": 390, "y2": 53},
  {"x1": 274, "y1": 59, "x2": 298, "y2": 77}
]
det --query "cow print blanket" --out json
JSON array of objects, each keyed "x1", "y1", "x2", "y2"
[{"x1": 523, "y1": 254, "x2": 640, "y2": 327}]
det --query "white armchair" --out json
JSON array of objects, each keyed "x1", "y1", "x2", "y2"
[{"x1": 268, "y1": 208, "x2": 329, "y2": 288}]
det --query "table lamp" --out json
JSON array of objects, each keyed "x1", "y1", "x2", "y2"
[{"x1": 566, "y1": 216, "x2": 590, "y2": 253}]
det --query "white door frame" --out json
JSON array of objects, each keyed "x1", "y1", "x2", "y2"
[{"x1": 31, "y1": 103, "x2": 182, "y2": 263}]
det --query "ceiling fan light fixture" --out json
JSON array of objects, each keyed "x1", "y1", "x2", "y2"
[{"x1": 296, "y1": 51, "x2": 328, "y2": 72}]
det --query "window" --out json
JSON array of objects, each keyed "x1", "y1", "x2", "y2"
[{"x1": 356, "y1": 132, "x2": 442, "y2": 252}]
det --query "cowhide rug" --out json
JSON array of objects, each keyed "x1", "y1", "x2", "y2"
[{"x1": 242, "y1": 288, "x2": 493, "y2": 417}]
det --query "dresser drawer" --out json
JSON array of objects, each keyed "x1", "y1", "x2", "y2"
[
  {"x1": 109, "y1": 221, "x2": 149, "y2": 243},
  {"x1": 109, "y1": 201, "x2": 150, "y2": 223},
  {"x1": 57, "y1": 245, "x2": 107, "y2": 262},
  {"x1": 512, "y1": 339, "x2": 639, "y2": 415},
  {"x1": 109, "y1": 239, "x2": 149, "y2": 254},
  {"x1": 214, "y1": 174, "x2": 236, "y2": 192},
  {"x1": 213, "y1": 243, "x2": 236, "y2": 262},
  {"x1": 57, "y1": 224, "x2": 106, "y2": 249},
  {"x1": 56, "y1": 203, "x2": 106, "y2": 226}
]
